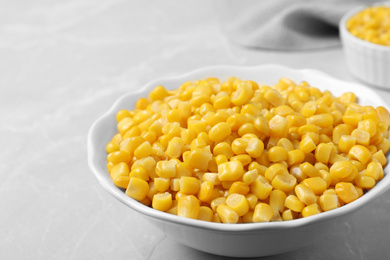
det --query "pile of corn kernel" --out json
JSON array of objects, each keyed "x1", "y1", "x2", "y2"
[
  {"x1": 347, "y1": 6, "x2": 390, "y2": 46},
  {"x1": 106, "y1": 77, "x2": 390, "y2": 224}
]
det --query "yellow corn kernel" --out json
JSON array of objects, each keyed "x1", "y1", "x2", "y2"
[
  {"x1": 178, "y1": 195, "x2": 200, "y2": 219},
  {"x1": 335, "y1": 182, "x2": 359, "y2": 203},
  {"x1": 231, "y1": 138, "x2": 248, "y2": 155},
  {"x1": 129, "y1": 167, "x2": 149, "y2": 181},
  {"x1": 155, "y1": 160, "x2": 176, "y2": 178},
  {"x1": 245, "y1": 138, "x2": 264, "y2": 158},
  {"x1": 242, "y1": 169, "x2": 259, "y2": 185},
  {"x1": 116, "y1": 109, "x2": 131, "y2": 122},
  {"x1": 349, "y1": 145, "x2": 371, "y2": 164},
  {"x1": 276, "y1": 138, "x2": 294, "y2": 152},
  {"x1": 226, "y1": 193, "x2": 249, "y2": 217},
  {"x1": 208, "y1": 122, "x2": 232, "y2": 143},
  {"x1": 203, "y1": 172, "x2": 221, "y2": 185},
  {"x1": 365, "y1": 161, "x2": 383, "y2": 180},
  {"x1": 263, "y1": 88, "x2": 286, "y2": 107},
  {"x1": 301, "y1": 203, "x2": 321, "y2": 218},
  {"x1": 210, "y1": 196, "x2": 226, "y2": 212},
  {"x1": 355, "y1": 173, "x2": 376, "y2": 189},
  {"x1": 198, "y1": 181, "x2": 214, "y2": 202},
  {"x1": 217, "y1": 204, "x2": 239, "y2": 224},
  {"x1": 187, "y1": 148, "x2": 212, "y2": 171},
  {"x1": 307, "y1": 113, "x2": 334, "y2": 128},
  {"x1": 218, "y1": 160, "x2": 244, "y2": 181},
  {"x1": 213, "y1": 92, "x2": 231, "y2": 109},
  {"x1": 299, "y1": 162, "x2": 320, "y2": 178},
  {"x1": 329, "y1": 161, "x2": 356, "y2": 179},
  {"x1": 269, "y1": 115, "x2": 289, "y2": 137},
  {"x1": 319, "y1": 193, "x2": 340, "y2": 212},
  {"x1": 152, "y1": 192, "x2": 173, "y2": 212},
  {"x1": 372, "y1": 150, "x2": 387, "y2": 166},
  {"x1": 197, "y1": 206, "x2": 214, "y2": 222},
  {"x1": 165, "y1": 137, "x2": 184, "y2": 159},
  {"x1": 117, "y1": 117, "x2": 136, "y2": 135},
  {"x1": 227, "y1": 114, "x2": 249, "y2": 131},
  {"x1": 269, "y1": 190, "x2": 287, "y2": 213},
  {"x1": 268, "y1": 146, "x2": 288, "y2": 162},
  {"x1": 272, "y1": 174, "x2": 297, "y2": 193},
  {"x1": 107, "y1": 162, "x2": 114, "y2": 173},
  {"x1": 265, "y1": 163, "x2": 289, "y2": 181},
  {"x1": 244, "y1": 194, "x2": 258, "y2": 210},
  {"x1": 133, "y1": 141, "x2": 152, "y2": 159},
  {"x1": 299, "y1": 135, "x2": 317, "y2": 154},
  {"x1": 301, "y1": 101, "x2": 317, "y2": 117},
  {"x1": 284, "y1": 195, "x2": 305, "y2": 212},
  {"x1": 213, "y1": 142, "x2": 234, "y2": 159},
  {"x1": 314, "y1": 143, "x2": 333, "y2": 164},
  {"x1": 253, "y1": 115, "x2": 270, "y2": 136},
  {"x1": 251, "y1": 175, "x2": 273, "y2": 200},
  {"x1": 106, "y1": 141, "x2": 119, "y2": 154},
  {"x1": 301, "y1": 177, "x2": 327, "y2": 195},
  {"x1": 377, "y1": 138, "x2": 390, "y2": 154},
  {"x1": 338, "y1": 135, "x2": 356, "y2": 153},
  {"x1": 126, "y1": 177, "x2": 149, "y2": 201},
  {"x1": 227, "y1": 181, "x2": 249, "y2": 196},
  {"x1": 287, "y1": 149, "x2": 305, "y2": 166},
  {"x1": 170, "y1": 178, "x2": 180, "y2": 191},
  {"x1": 282, "y1": 209, "x2": 296, "y2": 221},
  {"x1": 107, "y1": 150, "x2": 131, "y2": 165},
  {"x1": 110, "y1": 162, "x2": 130, "y2": 180},
  {"x1": 231, "y1": 82, "x2": 254, "y2": 106},
  {"x1": 253, "y1": 203, "x2": 274, "y2": 222},
  {"x1": 377, "y1": 106, "x2": 390, "y2": 127},
  {"x1": 154, "y1": 177, "x2": 170, "y2": 192},
  {"x1": 351, "y1": 129, "x2": 370, "y2": 146},
  {"x1": 295, "y1": 184, "x2": 317, "y2": 205},
  {"x1": 112, "y1": 175, "x2": 130, "y2": 189},
  {"x1": 248, "y1": 162, "x2": 267, "y2": 176},
  {"x1": 230, "y1": 154, "x2": 252, "y2": 166},
  {"x1": 238, "y1": 123, "x2": 258, "y2": 137},
  {"x1": 332, "y1": 124, "x2": 353, "y2": 144},
  {"x1": 289, "y1": 165, "x2": 307, "y2": 183},
  {"x1": 180, "y1": 176, "x2": 200, "y2": 195},
  {"x1": 358, "y1": 119, "x2": 377, "y2": 137}
]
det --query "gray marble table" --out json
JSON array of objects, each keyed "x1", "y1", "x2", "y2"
[{"x1": 1, "y1": 0, "x2": 389, "y2": 259}]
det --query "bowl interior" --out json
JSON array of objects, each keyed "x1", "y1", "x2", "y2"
[{"x1": 88, "y1": 64, "x2": 390, "y2": 233}]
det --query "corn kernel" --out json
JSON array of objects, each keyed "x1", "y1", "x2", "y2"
[
  {"x1": 198, "y1": 181, "x2": 214, "y2": 202},
  {"x1": 301, "y1": 204, "x2": 321, "y2": 218},
  {"x1": 217, "y1": 204, "x2": 239, "y2": 224},
  {"x1": 301, "y1": 177, "x2": 328, "y2": 195},
  {"x1": 349, "y1": 145, "x2": 371, "y2": 164},
  {"x1": 319, "y1": 193, "x2": 340, "y2": 212},
  {"x1": 285, "y1": 195, "x2": 305, "y2": 212},
  {"x1": 152, "y1": 192, "x2": 173, "y2": 212},
  {"x1": 251, "y1": 175, "x2": 273, "y2": 200},
  {"x1": 272, "y1": 174, "x2": 297, "y2": 193},
  {"x1": 295, "y1": 184, "x2": 317, "y2": 205},
  {"x1": 335, "y1": 182, "x2": 359, "y2": 203},
  {"x1": 226, "y1": 193, "x2": 249, "y2": 216},
  {"x1": 268, "y1": 146, "x2": 288, "y2": 162},
  {"x1": 178, "y1": 195, "x2": 200, "y2": 219},
  {"x1": 218, "y1": 160, "x2": 244, "y2": 181},
  {"x1": 253, "y1": 203, "x2": 274, "y2": 222},
  {"x1": 180, "y1": 176, "x2": 200, "y2": 195},
  {"x1": 197, "y1": 206, "x2": 214, "y2": 222},
  {"x1": 126, "y1": 177, "x2": 149, "y2": 201}
]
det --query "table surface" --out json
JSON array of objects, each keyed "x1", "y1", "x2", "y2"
[{"x1": 1, "y1": 0, "x2": 390, "y2": 259}]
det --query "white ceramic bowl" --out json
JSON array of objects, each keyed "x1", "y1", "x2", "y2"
[
  {"x1": 339, "y1": 2, "x2": 390, "y2": 89},
  {"x1": 88, "y1": 65, "x2": 390, "y2": 258}
]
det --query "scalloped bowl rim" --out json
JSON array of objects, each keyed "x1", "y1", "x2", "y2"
[
  {"x1": 339, "y1": 1, "x2": 390, "y2": 52},
  {"x1": 88, "y1": 64, "x2": 390, "y2": 233}
]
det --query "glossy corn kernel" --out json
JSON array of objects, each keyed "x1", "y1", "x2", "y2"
[
  {"x1": 307, "y1": 113, "x2": 334, "y2": 128},
  {"x1": 155, "y1": 160, "x2": 176, "y2": 178},
  {"x1": 152, "y1": 192, "x2": 173, "y2": 212},
  {"x1": 285, "y1": 195, "x2": 305, "y2": 212},
  {"x1": 268, "y1": 146, "x2": 288, "y2": 162},
  {"x1": 218, "y1": 160, "x2": 244, "y2": 181},
  {"x1": 177, "y1": 195, "x2": 200, "y2": 219},
  {"x1": 287, "y1": 149, "x2": 305, "y2": 166},
  {"x1": 269, "y1": 115, "x2": 289, "y2": 137},
  {"x1": 217, "y1": 204, "x2": 239, "y2": 224},
  {"x1": 245, "y1": 138, "x2": 264, "y2": 158},
  {"x1": 253, "y1": 203, "x2": 274, "y2": 222},
  {"x1": 299, "y1": 162, "x2": 320, "y2": 178},
  {"x1": 198, "y1": 181, "x2": 214, "y2": 202},
  {"x1": 349, "y1": 145, "x2": 371, "y2": 165},
  {"x1": 180, "y1": 176, "x2": 200, "y2": 195},
  {"x1": 301, "y1": 177, "x2": 327, "y2": 195},
  {"x1": 251, "y1": 175, "x2": 273, "y2": 200},
  {"x1": 365, "y1": 161, "x2": 383, "y2": 180},
  {"x1": 269, "y1": 190, "x2": 287, "y2": 213},
  {"x1": 314, "y1": 143, "x2": 333, "y2": 164},
  {"x1": 226, "y1": 193, "x2": 249, "y2": 217},
  {"x1": 228, "y1": 181, "x2": 250, "y2": 196},
  {"x1": 208, "y1": 122, "x2": 232, "y2": 143},
  {"x1": 335, "y1": 182, "x2": 359, "y2": 203},
  {"x1": 295, "y1": 184, "x2": 317, "y2": 205},
  {"x1": 355, "y1": 173, "x2": 376, "y2": 189},
  {"x1": 301, "y1": 203, "x2": 321, "y2": 218},
  {"x1": 242, "y1": 169, "x2": 259, "y2": 185},
  {"x1": 319, "y1": 193, "x2": 340, "y2": 212},
  {"x1": 187, "y1": 148, "x2": 213, "y2": 171},
  {"x1": 272, "y1": 174, "x2": 297, "y2": 193},
  {"x1": 154, "y1": 177, "x2": 170, "y2": 192},
  {"x1": 126, "y1": 177, "x2": 149, "y2": 201},
  {"x1": 299, "y1": 135, "x2": 317, "y2": 154},
  {"x1": 197, "y1": 206, "x2": 214, "y2": 222}
]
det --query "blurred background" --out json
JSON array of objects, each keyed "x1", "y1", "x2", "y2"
[{"x1": 1, "y1": 0, "x2": 389, "y2": 259}]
